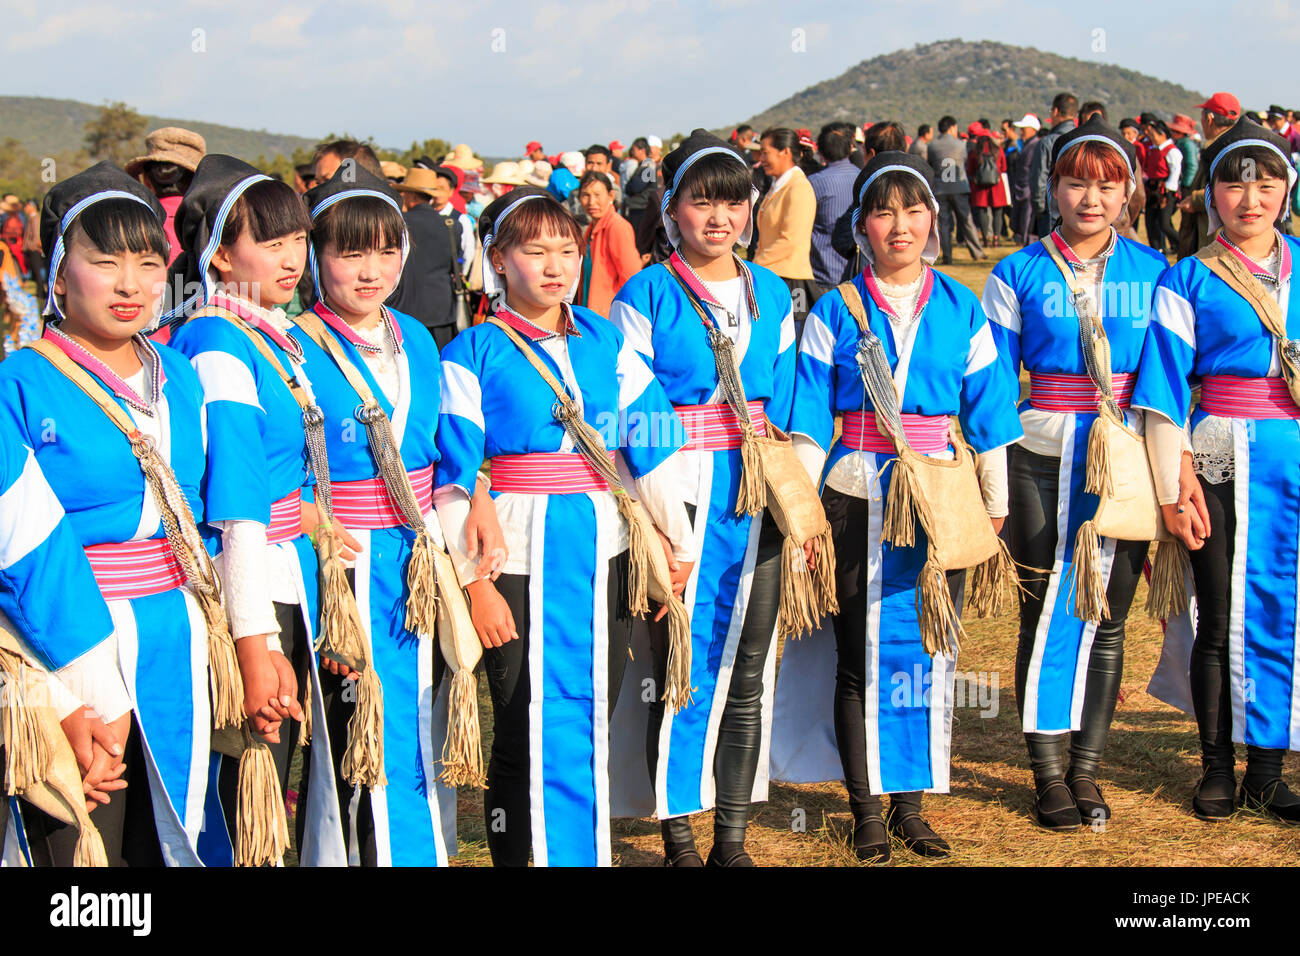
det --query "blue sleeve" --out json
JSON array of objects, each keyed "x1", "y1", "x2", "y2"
[
  {"x1": 607, "y1": 272, "x2": 656, "y2": 368},
  {"x1": 171, "y1": 318, "x2": 272, "y2": 524},
  {"x1": 790, "y1": 290, "x2": 842, "y2": 452},
  {"x1": 0, "y1": 440, "x2": 113, "y2": 670},
  {"x1": 435, "y1": 334, "x2": 487, "y2": 496},
  {"x1": 1131, "y1": 267, "x2": 1198, "y2": 425},
  {"x1": 957, "y1": 296, "x2": 1024, "y2": 453},
  {"x1": 981, "y1": 260, "x2": 1023, "y2": 383},
  {"x1": 614, "y1": 330, "x2": 687, "y2": 479}
]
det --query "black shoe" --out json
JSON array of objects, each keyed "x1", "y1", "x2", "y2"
[
  {"x1": 705, "y1": 841, "x2": 754, "y2": 867},
  {"x1": 663, "y1": 842, "x2": 704, "y2": 867},
  {"x1": 1238, "y1": 778, "x2": 1300, "y2": 823},
  {"x1": 1192, "y1": 768, "x2": 1237, "y2": 822},
  {"x1": 1033, "y1": 778, "x2": 1083, "y2": 831},
  {"x1": 885, "y1": 804, "x2": 950, "y2": 858},
  {"x1": 1067, "y1": 773, "x2": 1111, "y2": 824},
  {"x1": 851, "y1": 812, "x2": 891, "y2": 864}
]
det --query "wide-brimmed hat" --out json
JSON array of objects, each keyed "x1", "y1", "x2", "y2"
[
  {"x1": 1169, "y1": 114, "x2": 1197, "y2": 136},
  {"x1": 444, "y1": 144, "x2": 483, "y2": 170},
  {"x1": 393, "y1": 166, "x2": 444, "y2": 198},
  {"x1": 482, "y1": 161, "x2": 527, "y2": 186},
  {"x1": 524, "y1": 160, "x2": 552, "y2": 187},
  {"x1": 125, "y1": 126, "x2": 207, "y2": 176},
  {"x1": 380, "y1": 160, "x2": 408, "y2": 181}
]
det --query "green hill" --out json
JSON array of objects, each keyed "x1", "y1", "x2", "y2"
[
  {"x1": 736, "y1": 39, "x2": 1206, "y2": 134},
  {"x1": 0, "y1": 95, "x2": 318, "y2": 161}
]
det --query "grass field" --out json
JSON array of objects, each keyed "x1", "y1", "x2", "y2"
[{"x1": 292, "y1": 235, "x2": 1300, "y2": 867}]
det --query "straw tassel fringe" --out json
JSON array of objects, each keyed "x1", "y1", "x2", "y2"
[
  {"x1": 439, "y1": 667, "x2": 486, "y2": 789},
  {"x1": 1146, "y1": 538, "x2": 1191, "y2": 620},
  {"x1": 235, "y1": 734, "x2": 290, "y2": 867}
]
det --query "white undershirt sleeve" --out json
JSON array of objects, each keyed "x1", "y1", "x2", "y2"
[
  {"x1": 976, "y1": 446, "x2": 1009, "y2": 519},
  {"x1": 55, "y1": 639, "x2": 133, "y2": 723},
  {"x1": 1147, "y1": 412, "x2": 1187, "y2": 506},
  {"x1": 219, "y1": 520, "x2": 281, "y2": 641},
  {"x1": 628, "y1": 451, "x2": 697, "y2": 564}
]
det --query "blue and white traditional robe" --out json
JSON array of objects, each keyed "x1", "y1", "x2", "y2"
[
  {"x1": 0, "y1": 438, "x2": 116, "y2": 866},
  {"x1": 0, "y1": 341, "x2": 216, "y2": 865},
  {"x1": 1134, "y1": 235, "x2": 1300, "y2": 752},
  {"x1": 770, "y1": 268, "x2": 1022, "y2": 794},
  {"x1": 170, "y1": 302, "x2": 347, "y2": 867},
  {"x1": 607, "y1": 258, "x2": 796, "y2": 819},
  {"x1": 295, "y1": 305, "x2": 457, "y2": 867},
  {"x1": 437, "y1": 304, "x2": 685, "y2": 865},
  {"x1": 982, "y1": 234, "x2": 1168, "y2": 733}
]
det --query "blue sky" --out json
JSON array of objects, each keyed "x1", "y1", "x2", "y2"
[{"x1": 1, "y1": 0, "x2": 1293, "y2": 155}]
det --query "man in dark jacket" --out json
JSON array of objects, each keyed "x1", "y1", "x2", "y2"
[
  {"x1": 928, "y1": 115, "x2": 986, "y2": 264},
  {"x1": 1029, "y1": 92, "x2": 1079, "y2": 238},
  {"x1": 390, "y1": 168, "x2": 459, "y2": 350}
]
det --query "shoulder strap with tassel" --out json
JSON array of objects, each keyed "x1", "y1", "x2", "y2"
[
  {"x1": 293, "y1": 307, "x2": 440, "y2": 640},
  {"x1": 485, "y1": 317, "x2": 695, "y2": 712},
  {"x1": 1040, "y1": 237, "x2": 1118, "y2": 621},
  {"x1": 662, "y1": 259, "x2": 766, "y2": 517}
]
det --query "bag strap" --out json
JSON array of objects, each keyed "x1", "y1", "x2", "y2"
[
  {"x1": 27, "y1": 339, "x2": 139, "y2": 436},
  {"x1": 294, "y1": 307, "x2": 392, "y2": 410},
  {"x1": 1039, "y1": 236, "x2": 1122, "y2": 420},
  {"x1": 293, "y1": 307, "x2": 433, "y2": 535},
  {"x1": 484, "y1": 317, "x2": 630, "y2": 498},
  {"x1": 1196, "y1": 237, "x2": 1289, "y2": 341},
  {"x1": 835, "y1": 280, "x2": 914, "y2": 453},
  {"x1": 444, "y1": 217, "x2": 466, "y2": 289},
  {"x1": 661, "y1": 258, "x2": 762, "y2": 437}
]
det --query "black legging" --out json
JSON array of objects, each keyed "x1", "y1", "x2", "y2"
[
  {"x1": 1008, "y1": 444, "x2": 1146, "y2": 783},
  {"x1": 483, "y1": 552, "x2": 632, "y2": 866},
  {"x1": 1187, "y1": 476, "x2": 1285, "y2": 784},
  {"x1": 218, "y1": 600, "x2": 313, "y2": 858},
  {"x1": 823, "y1": 486, "x2": 959, "y2": 818},
  {"x1": 647, "y1": 509, "x2": 782, "y2": 847}
]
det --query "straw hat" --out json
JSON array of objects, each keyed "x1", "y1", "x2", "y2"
[
  {"x1": 444, "y1": 144, "x2": 484, "y2": 171},
  {"x1": 380, "y1": 160, "x2": 408, "y2": 180},
  {"x1": 125, "y1": 127, "x2": 207, "y2": 176},
  {"x1": 481, "y1": 161, "x2": 527, "y2": 186},
  {"x1": 525, "y1": 160, "x2": 552, "y2": 187},
  {"x1": 392, "y1": 166, "x2": 443, "y2": 199}
]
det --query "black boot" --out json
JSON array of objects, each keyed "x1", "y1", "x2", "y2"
[
  {"x1": 661, "y1": 818, "x2": 703, "y2": 867},
  {"x1": 1034, "y1": 777, "x2": 1083, "y2": 831},
  {"x1": 1026, "y1": 732, "x2": 1081, "y2": 831},
  {"x1": 850, "y1": 798, "x2": 890, "y2": 864},
  {"x1": 1067, "y1": 773, "x2": 1110, "y2": 825},
  {"x1": 1192, "y1": 764, "x2": 1237, "y2": 821},
  {"x1": 1238, "y1": 746, "x2": 1300, "y2": 824},
  {"x1": 705, "y1": 841, "x2": 754, "y2": 866},
  {"x1": 885, "y1": 793, "x2": 949, "y2": 858}
]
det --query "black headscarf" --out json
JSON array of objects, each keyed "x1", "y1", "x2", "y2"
[
  {"x1": 848, "y1": 150, "x2": 941, "y2": 264},
  {"x1": 40, "y1": 160, "x2": 163, "y2": 319},
  {"x1": 302, "y1": 162, "x2": 409, "y2": 296},
  {"x1": 163, "y1": 154, "x2": 273, "y2": 322},
  {"x1": 658, "y1": 129, "x2": 757, "y2": 248},
  {"x1": 1201, "y1": 116, "x2": 1298, "y2": 231}
]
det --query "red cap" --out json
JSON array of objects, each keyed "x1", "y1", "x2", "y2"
[
  {"x1": 967, "y1": 121, "x2": 989, "y2": 137},
  {"x1": 1196, "y1": 93, "x2": 1241, "y2": 119},
  {"x1": 524, "y1": 141, "x2": 543, "y2": 154},
  {"x1": 608, "y1": 139, "x2": 626, "y2": 153}
]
